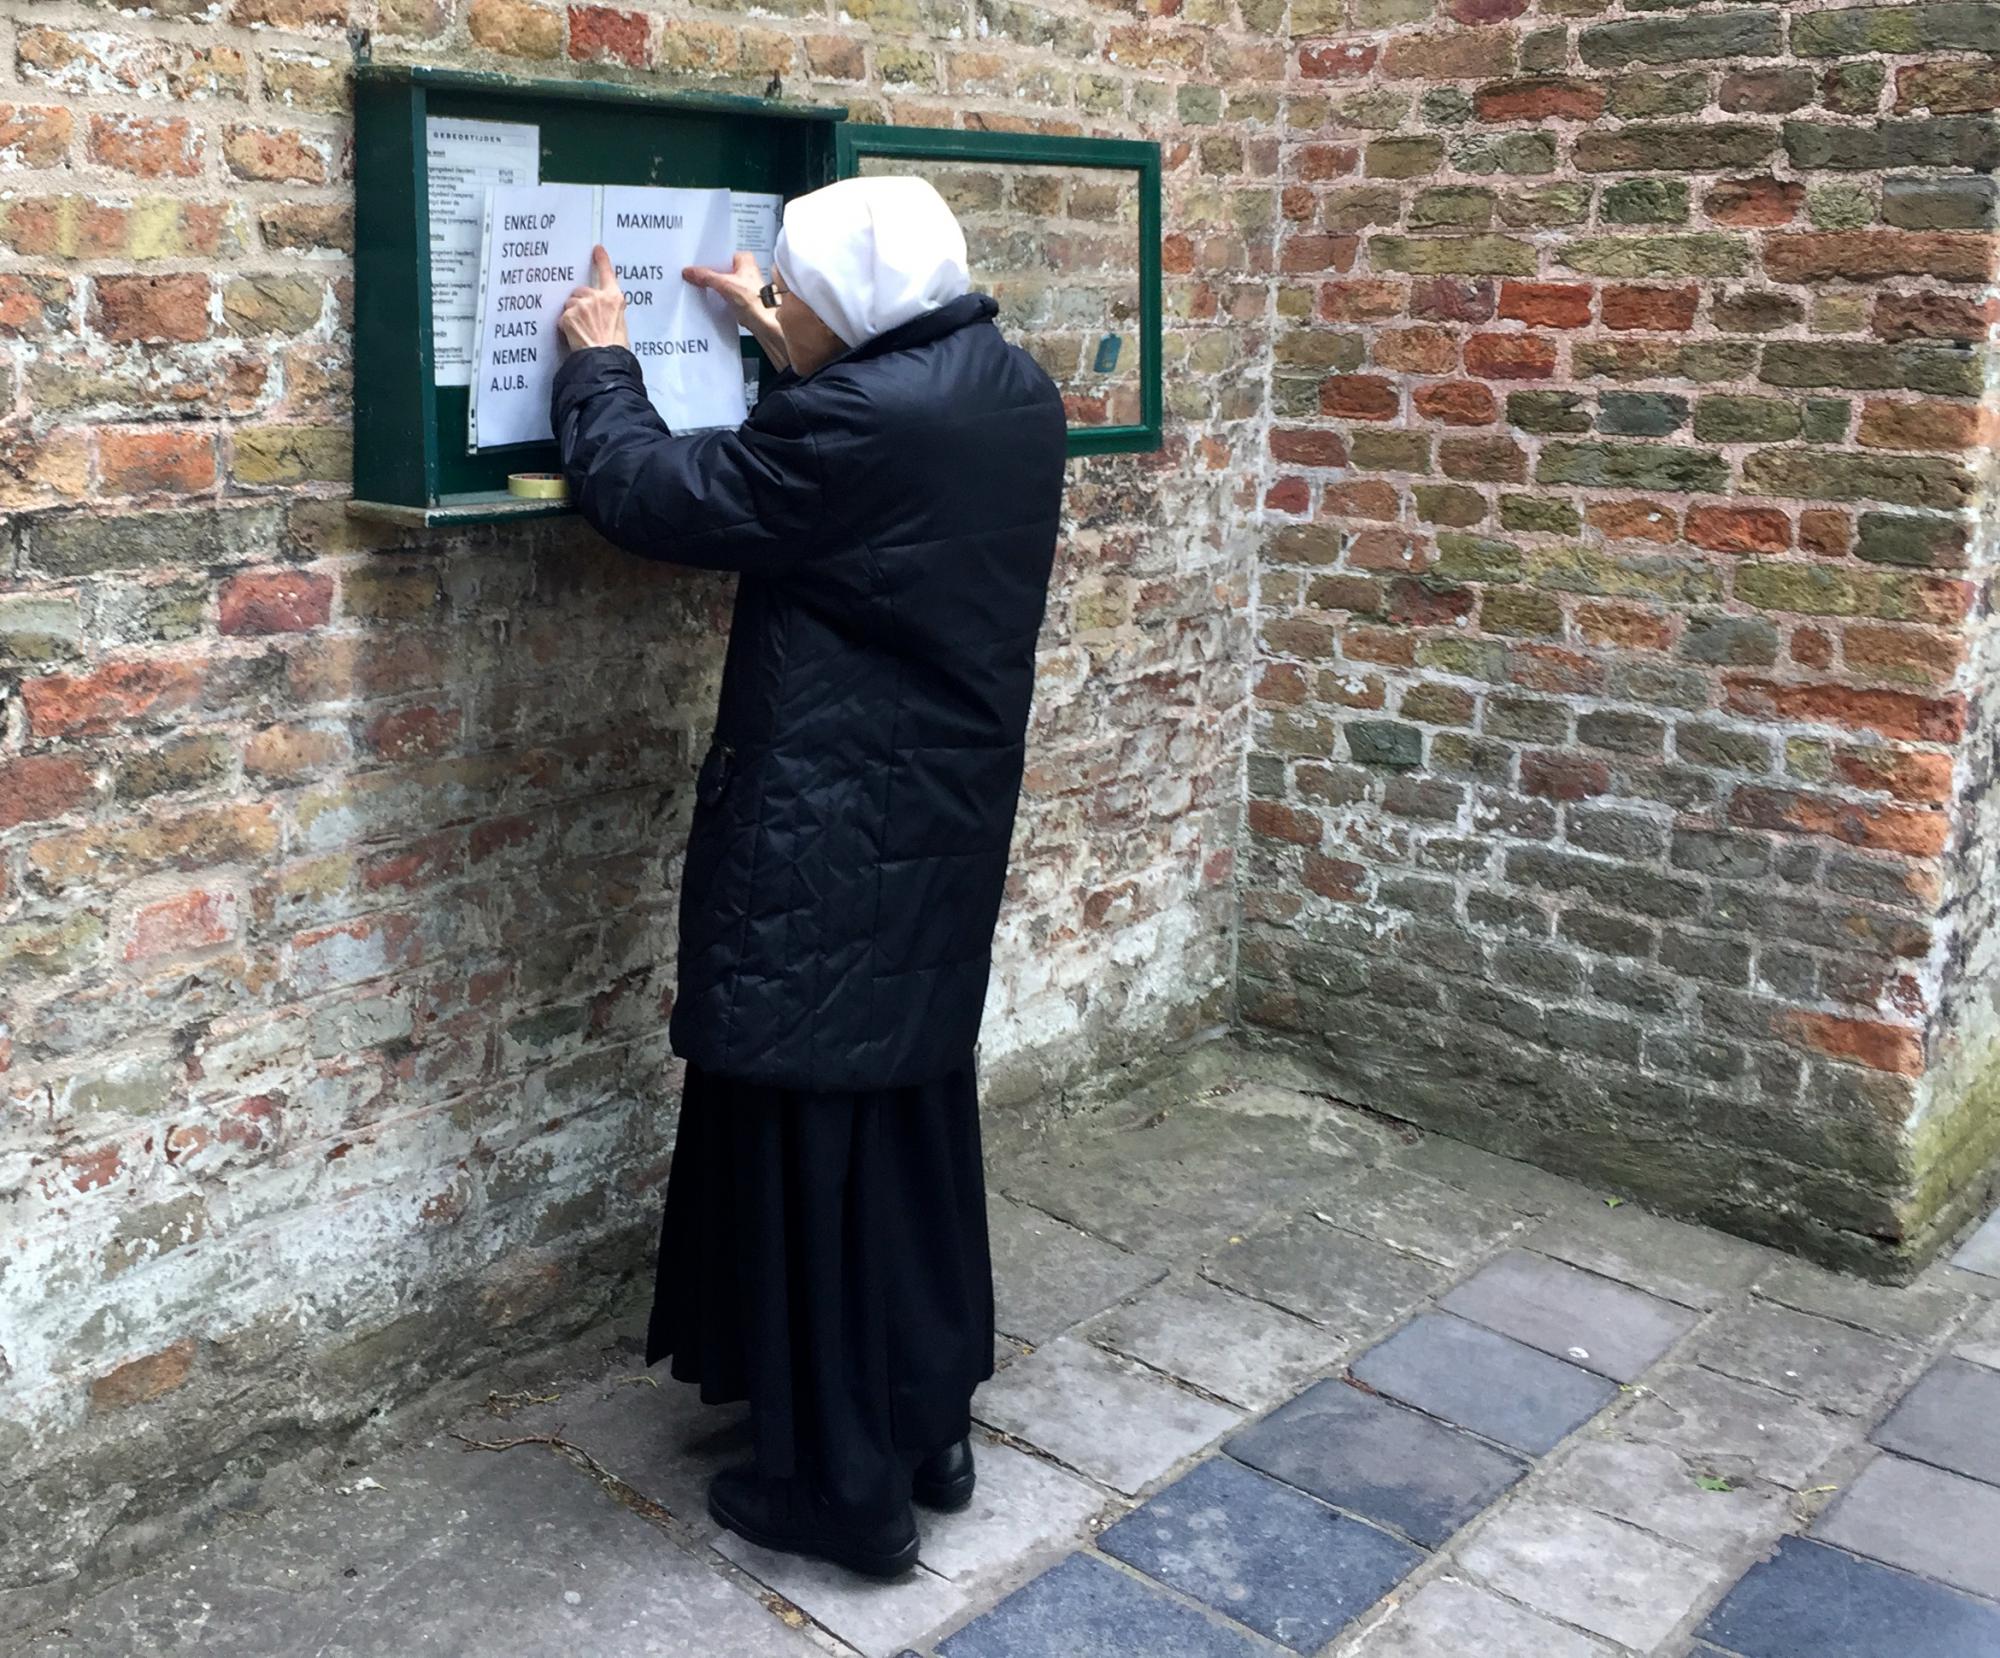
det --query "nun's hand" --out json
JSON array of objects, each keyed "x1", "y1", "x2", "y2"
[
  {"x1": 559, "y1": 245, "x2": 629, "y2": 352},
  {"x1": 684, "y1": 252, "x2": 789, "y2": 368}
]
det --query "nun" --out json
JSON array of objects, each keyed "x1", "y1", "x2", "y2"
[{"x1": 551, "y1": 177, "x2": 1067, "y2": 1577}]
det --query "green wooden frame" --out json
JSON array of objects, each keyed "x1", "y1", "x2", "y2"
[{"x1": 835, "y1": 124, "x2": 1163, "y2": 458}]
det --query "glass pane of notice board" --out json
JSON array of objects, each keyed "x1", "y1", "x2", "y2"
[{"x1": 349, "y1": 67, "x2": 1163, "y2": 526}]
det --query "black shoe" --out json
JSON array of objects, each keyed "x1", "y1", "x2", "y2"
[
  {"x1": 912, "y1": 1438, "x2": 976, "y2": 1512},
  {"x1": 707, "y1": 1467, "x2": 920, "y2": 1580}
]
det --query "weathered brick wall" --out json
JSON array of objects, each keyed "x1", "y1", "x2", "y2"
[
  {"x1": 1240, "y1": 0, "x2": 2000, "y2": 1274},
  {"x1": 0, "y1": 0, "x2": 1262, "y2": 1602}
]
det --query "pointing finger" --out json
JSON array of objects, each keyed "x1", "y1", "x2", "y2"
[{"x1": 590, "y1": 244, "x2": 616, "y2": 289}]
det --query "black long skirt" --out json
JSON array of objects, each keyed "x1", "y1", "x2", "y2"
[{"x1": 645, "y1": 1060, "x2": 995, "y2": 1514}]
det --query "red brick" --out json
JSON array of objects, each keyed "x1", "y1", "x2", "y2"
[
  {"x1": 1522, "y1": 751, "x2": 1610, "y2": 801},
  {"x1": 127, "y1": 888, "x2": 239, "y2": 962},
  {"x1": 1303, "y1": 851, "x2": 1367, "y2": 900},
  {"x1": 1265, "y1": 475, "x2": 1311, "y2": 513},
  {"x1": 1255, "y1": 663, "x2": 1308, "y2": 705},
  {"x1": 1873, "y1": 290, "x2": 1995, "y2": 343},
  {"x1": 1373, "y1": 327, "x2": 1459, "y2": 373},
  {"x1": 568, "y1": 4, "x2": 649, "y2": 64},
  {"x1": 1475, "y1": 77, "x2": 1604, "y2": 122},
  {"x1": 1414, "y1": 380, "x2": 1498, "y2": 425},
  {"x1": 0, "y1": 273, "x2": 72, "y2": 339},
  {"x1": 1687, "y1": 504, "x2": 1791, "y2": 555},
  {"x1": 219, "y1": 570, "x2": 333, "y2": 636},
  {"x1": 22, "y1": 660, "x2": 204, "y2": 738},
  {"x1": 1723, "y1": 680, "x2": 1966, "y2": 744},
  {"x1": 1601, "y1": 285, "x2": 1699, "y2": 332},
  {"x1": 100, "y1": 428, "x2": 217, "y2": 496},
  {"x1": 1588, "y1": 500, "x2": 1678, "y2": 544},
  {"x1": 1511, "y1": 645, "x2": 1606, "y2": 694},
  {"x1": 0, "y1": 754, "x2": 96, "y2": 830},
  {"x1": 1324, "y1": 478, "x2": 1402, "y2": 519},
  {"x1": 362, "y1": 702, "x2": 462, "y2": 760},
  {"x1": 1832, "y1": 745, "x2": 1954, "y2": 805},
  {"x1": 1248, "y1": 799, "x2": 1322, "y2": 846},
  {"x1": 1347, "y1": 528, "x2": 1422, "y2": 570},
  {"x1": 1321, "y1": 280, "x2": 1403, "y2": 326},
  {"x1": 91, "y1": 274, "x2": 211, "y2": 344},
  {"x1": 1705, "y1": 176, "x2": 1803, "y2": 228},
  {"x1": 1271, "y1": 427, "x2": 1348, "y2": 467},
  {"x1": 1731, "y1": 784, "x2": 1949, "y2": 858},
  {"x1": 1844, "y1": 623, "x2": 1964, "y2": 686},
  {"x1": 1322, "y1": 375, "x2": 1400, "y2": 419},
  {"x1": 1451, "y1": 0, "x2": 1527, "y2": 22},
  {"x1": 1464, "y1": 333, "x2": 1556, "y2": 379},
  {"x1": 87, "y1": 113, "x2": 203, "y2": 179},
  {"x1": 1410, "y1": 278, "x2": 1495, "y2": 322},
  {"x1": 1776, "y1": 1010, "x2": 1924, "y2": 1075},
  {"x1": 90, "y1": 1340, "x2": 196, "y2": 1411},
  {"x1": 1799, "y1": 508, "x2": 1851, "y2": 557},
  {"x1": 1281, "y1": 234, "x2": 1359, "y2": 273},
  {"x1": 1577, "y1": 600, "x2": 1675, "y2": 651},
  {"x1": 1299, "y1": 41, "x2": 1377, "y2": 78},
  {"x1": 1791, "y1": 625, "x2": 1835, "y2": 670},
  {"x1": 1857, "y1": 399, "x2": 1982, "y2": 453},
  {"x1": 1772, "y1": 232, "x2": 1996, "y2": 285},
  {"x1": 222, "y1": 125, "x2": 328, "y2": 185},
  {"x1": 0, "y1": 104, "x2": 74, "y2": 169},
  {"x1": 1388, "y1": 577, "x2": 1476, "y2": 626},
  {"x1": 1296, "y1": 143, "x2": 1361, "y2": 180},
  {"x1": 1498, "y1": 282, "x2": 1593, "y2": 329},
  {"x1": 1440, "y1": 435, "x2": 1525, "y2": 481}
]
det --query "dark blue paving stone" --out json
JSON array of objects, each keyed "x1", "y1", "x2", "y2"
[
  {"x1": 1099, "y1": 1458, "x2": 1420, "y2": 1653},
  {"x1": 938, "y1": 1554, "x2": 1269, "y2": 1658},
  {"x1": 1350, "y1": 1312, "x2": 1620, "y2": 1455},
  {"x1": 1697, "y1": 1536, "x2": 2000, "y2": 1658},
  {"x1": 1224, "y1": 1377, "x2": 1528, "y2": 1548}
]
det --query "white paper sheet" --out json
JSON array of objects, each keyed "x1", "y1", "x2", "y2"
[
  {"x1": 604, "y1": 185, "x2": 746, "y2": 434},
  {"x1": 425, "y1": 117, "x2": 539, "y2": 388},
  {"x1": 467, "y1": 183, "x2": 594, "y2": 450},
  {"x1": 730, "y1": 191, "x2": 783, "y2": 337}
]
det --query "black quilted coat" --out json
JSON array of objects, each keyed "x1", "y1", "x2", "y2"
[{"x1": 551, "y1": 292, "x2": 1066, "y2": 1090}]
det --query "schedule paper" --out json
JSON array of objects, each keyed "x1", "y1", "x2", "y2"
[
  {"x1": 467, "y1": 183, "x2": 746, "y2": 451},
  {"x1": 425, "y1": 117, "x2": 540, "y2": 388}
]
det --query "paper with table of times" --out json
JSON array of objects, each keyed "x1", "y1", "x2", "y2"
[{"x1": 425, "y1": 117, "x2": 540, "y2": 388}]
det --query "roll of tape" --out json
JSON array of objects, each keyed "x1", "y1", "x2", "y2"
[{"x1": 508, "y1": 472, "x2": 568, "y2": 500}]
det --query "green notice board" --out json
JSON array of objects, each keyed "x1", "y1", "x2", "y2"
[{"x1": 349, "y1": 65, "x2": 1161, "y2": 527}]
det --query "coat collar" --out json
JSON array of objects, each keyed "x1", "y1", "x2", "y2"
[{"x1": 811, "y1": 291, "x2": 999, "y2": 375}]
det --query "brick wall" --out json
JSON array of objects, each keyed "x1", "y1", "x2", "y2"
[
  {"x1": 1241, "y1": 0, "x2": 2000, "y2": 1274},
  {"x1": 0, "y1": 0, "x2": 1260, "y2": 1601}
]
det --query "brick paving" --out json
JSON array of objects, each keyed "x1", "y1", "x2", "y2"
[{"x1": 10, "y1": 1081, "x2": 2000, "y2": 1658}]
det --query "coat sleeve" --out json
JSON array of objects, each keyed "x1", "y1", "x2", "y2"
[{"x1": 549, "y1": 344, "x2": 823, "y2": 575}]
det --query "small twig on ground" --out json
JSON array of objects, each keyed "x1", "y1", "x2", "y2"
[{"x1": 449, "y1": 1429, "x2": 676, "y2": 1525}]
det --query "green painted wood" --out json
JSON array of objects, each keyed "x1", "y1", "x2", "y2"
[
  {"x1": 346, "y1": 491, "x2": 571, "y2": 527},
  {"x1": 833, "y1": 123, "x2": 1164, "y2": 456}
]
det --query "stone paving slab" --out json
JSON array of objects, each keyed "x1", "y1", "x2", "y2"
[
  {"x1": 1870, "y1": 1357, "x2": 2000, "y2": 1485},
  {"x1": 1315, "y1": 1163, "x2": 1532, "y2": 1269},
  {"x1": 1388, "y1": 1135, "x2": 1611, "y2": 1220},
  {"x1": 1083, "y1": 1278, "x2": 1348, "y2": 1411},
  {"x1": 935, "y1": 1553, "x2": 1272, "y2": 1658},
  {"x1": 915, "y1": 1440, "x2": 1107, "y2": 1585},
  {"x1": 1225, "y1": 1378, "x2": 1527, "y2": 1549},
  {"x1": 714, "y1": 1535, "x2": 968, "y2": 1658},
  {"x1": 1955, "y1": 1300, "x2": 2000, "y2": 1370},
  {"x1": 1205, "y1": 1218, "x2": 1449, "y2": 1336},
  {"x1": 1811, "y1": 1452, "x2": 2000, "y2": 1603},
  {"x1": 1697, "y1": 1535, "x2": 2000, "y2": 1657},
  {"x1": 1456, "y1": 1497, "x2": 1725, "y2": 1651},
  {"x1": 1615, "y1": 1363, "x2": 1853, "y2": 1489},
  {"x1": 1344, "y1": 1576, "x2": 1618, "y2": 1657},
  {"x1": 988, "y1": 1195, "x2": 1169, "y2": 1346},
  {"x1": 1749, "y1": 1256, "x2": 1972, "y2": 1344},
  {"x1": 1533, "y1": 1434, "x2": 1791, "y2": 1561},
  {"x1": 1441, "y1": 1249, "x2": 1697, "y2": 1382},
  {"x1": 1690, "y1": 1300, "x2": 1916, "y2": 1416},
  {"x1": 973, "y1": 1334, "x2": 1243, "y2": 1495},
  {"x1": 1098, "y1": 1458, "x2": 1420, "y2": 1653},
  {"x1": 1952, "y1": 1208, "x2": 2000, "y2": 1280},
  {"x1": 13, "y1": 1437, "x2": 817, "y2": 1658},
  {"x1": 1350, "y1": 1312, "x2": 1619, "y2": 1456},
  {"x1": 1528, "y1": 1202, "x2": 1775, "y2": 1311}
]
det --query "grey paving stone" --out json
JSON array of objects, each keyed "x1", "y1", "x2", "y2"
[
  {"x1": 916, "y1": 1439, "x2": 1107, "y2": 1584},
  {"x1": 1529, "y1": 1201, "x2": 1774, "y2": 1310},
  {"x1": 1099, "y1": 1458, "x2": 1420, "y2": 1652},
  {"x1": 1225, "y1": 1378, "x2": 1527, "y2": 1548},
  {"x1": 1456, "y1": 1497, "x2": 1724, "y2": 1651},
  {"x1": 11, "y1": 1437, "x2": 817, "y2": 1658},
  {"x1": 1618, "y1": 1362, "x2": 1853, "y2": 1489},
  {"x1": 973, "y1": 1334, "x2": 1243, "y2": 1495},
  {"x1": 1390, "y1": 1134, "x2": 1609, "y2": 1218},
  {"x1": 1952, "y1": 1206, "x2": 2000, "y2": 1280},
  {"x1": 997, "y1": 1103, "x2": 1384, "y2": 1260},
  {"x1": 1751, "y1": 1255, "x2": 1971, "y2": 1344},
  {"x1": 715, "y1": 1534, "x2": 970, "y2": 1658},
  {"x1": 1440, "y1": 1249, "x2": 1696, "y2": 1382},
  {"x1": 1697, "y1": 1535, "x2": 2000, "y2": 1657},
  {"x1": 989, "y1": 1194, "x2": 1169, "y2": 1345},
  {"x1": 1812, "y1": 1452, "x2": 2000, "y2": 1602},
  {"x1": 1348, "y1": 1576, "x2": 1616, "y2": 1658},
  {"x1": 1084, "y1": 1277, "x2": 1347, "y2": 1410},
  {"x1": 1204, "y1": 1218, "x2": 1449, "y2": 1336},
  {"x1": 1871, "y1": 1356, "x2": 2000, "y2": 1485},
  {"x1": 1315, "y1": 1163, "x2": 1532, "y2": 1269},
  {"x1": 1535, "y1": 1435, "x2": 1790, "y2": 1560},
  {"x1": 1955, "y1": 1300, "x2": 2000, "y2": 1370},
  {"x1": 1351, "y1": 1312, "x2": 1617, "y2": 1455},
  {"x1": 1692, "y1": 1300, "x2": 1917, "y2": 1416},
  {"x1": 936, "y1": 1553, "x2": 1269, "y2": 1658}
]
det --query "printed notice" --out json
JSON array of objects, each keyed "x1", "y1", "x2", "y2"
[
  {"x1": 467, "y1": 184, "x2": 747, "y2": 450},
  {"x1": 730, "y1": 191, "x2": 783, "y2": 338},
  {"x1": 467, "y1": 184, "x2": 594, "y2": 450},
  {"x1": 425, "y1": 117, "x2": 540, "y2": 387}
]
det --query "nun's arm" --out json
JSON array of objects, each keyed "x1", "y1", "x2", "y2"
[{"x1": 550, "y1": 344, "x2": 822, "y2": 575}]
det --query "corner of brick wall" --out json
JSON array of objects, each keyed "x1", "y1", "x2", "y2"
[
  {"x1": 1240, "y1": 0, "x2": 2000, "y2": 1275},
  {"x1": 0, "y1": 0, "x2": 1263, "y2": 1601}
]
